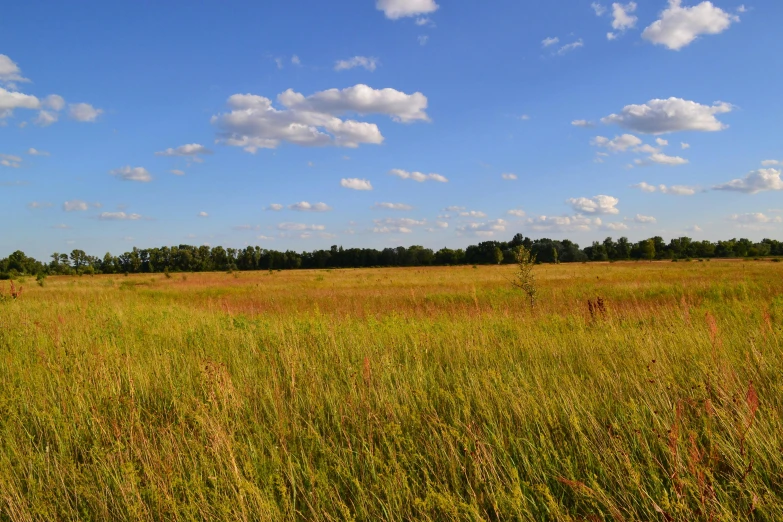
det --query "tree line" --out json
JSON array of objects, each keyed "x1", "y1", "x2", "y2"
[{"x1": 2, "y1": 235, "x2": 782, "y2": 278}]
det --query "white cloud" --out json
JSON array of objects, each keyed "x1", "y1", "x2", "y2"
[
  {"x1": 567, "y1": 195, "x2": 620, "y2": 214},
  {"x1": 519, "y1": 114, "x2": 530, "y2": 121},
  {"x1": 341, "y1": 178, "x2": 373, "y2": 190},
  {"x1": 501, "y1": 173, "x2": 517, "y2": 180},
  {"x1": 111, "y1": 166, "x2": 152, "y2": 182},
  {"x1": 69, "y1": 103, "x2": 103, "y2": 122},
  {"x1": 602, "y1": 221, "x2": 629, "y2": 231},
  {"x1": 63, "y1": 200, "x2": 89, "y2": 212},
  {"x1": 256, "y1": 235, "x2": 275, "y2": 240},
  {"x1": 457, "y1": 219, "x2": 508, "y2": 237},
  {"x1": 681, "y1": 142, "x2": 691, "y2": 149},
  {"x1": 52, "y1": 224, "x2": 71, "y2": 229},
  {"x1": 634, "y1": 144, "x2": 660, "y2": 154},
  {"x1": 713, "y1": 169, "x2": 783, "y2": 194},
  {"x1": 761, "y1": 160, "x2": 781, "y2": 167},
  {"x1": 435, "y1": 221, "x2": 448, "y2": 228},
  {"x1": 687, "y1": 225, "x2": 703, "y2": 232},
  {"x1": 198, "y1": 211, "x2": 209, "y2": 217},
  {"x1": 376, "y1": 0, "x2": 439, "y2": 19},
  {"x1": 35, "y1": 110, "x2": 58, "y2": 127},
  {"x1": 28, "y1": 201, "x2": 53, "y2": 209},
  {"x1": 418, "y1": 35, "x2": 429, "y2": 46},
  {"x1": 155, "y1": 143, "x2": 212, "y2": 157},
  {"x1": 389, "y1": 168, "x2": 447, "y2": 183},
  {"x1": 737, "y1": 4, "x2": 747, "y2": 13},
  {"x1": 591, "y1": 134, "x2": 642, "y2": 152},
  {"x1": 98, "y1": 212, "x2": 142, "y2": 221},
  {"x1": 656, "y1": 138, "x2": 669, "y2": 146},
  {"x1": 0, "y1": 54, "x2": 30, "y2": 88},
  {"x1": 0, "y1": 153, "x2": 22, "y2": 168},
  {"x1": 602, "y1": 97, "x2": 732, "y2": 134},
  {"x1": 212, "y1": 84, "x2": 427, "y2": 152},
  {"x1": 526, "y1": 214, "x2": 602, "y2": 232},
  {"x1": 373, "y1": 202, "x2": 413, "y2": 210},
  {"x1": 556, "y1": 39, "x2": 584, "y2": 55},
  {"x1": 648, "y1": 152, "x2": 689, "y2": 165},
  {"x1": 27, "y1": 148, "x2": 50, "y2": 156},
  {"x1": 0, "y1": 87, "x2": 40, "y2": 115},
  {"x1": 277, "y1": 222, "x2": 326, "y2": 231},
  {"x1": 642, "y1": 0, "x2": 738, "y2": 51},
  {"x1": 507, "y1": 209, "x2": 526, "y2": 217},
  {"x1": 592, "y1": 3, "x2": 607, "y2": 16},
  {"x1": 572, "y1": 119, "x2": 596, "y2": 128},
  {"x1": 632, "y1": 182, "x2": 697, "y2": 195},
  {"x1": 375, "y1": 217, "x2": 426, "y2": 228},
  {"x1": 373, "y1": 226, "x2": 413, "y2": 234},
  {"x1": 634, "y1": 214, "x2": 657, "y2": 223},
  {"x1": 334, "y1": 56, "x2": 379, "y2": 72},
  {"x1": 171, "y1": 169, "x2": 185, "y2": 175},
  {"x1": 606, "y1": 2, "x2": 638, "y2": 40},
  {"x1": 291, "y1": 55, "x2": 301, "y2": 66},
  {"x1": 44, "y1": 94, "x2": 65, "y2": 111},
  {"x1": 542, "y1": 37, "x2": 560, "y2": 48},
  {"x1": 267, "y1": 203, "x2": 283, "y2": 211},
  {"x1": 415, "y1": 17, "x2": 434, "y2": 26},
  {"x1": 443, "y1": 205, "x2": 465, "y2": 212},
  {"x1": 289, "y1": 201, "x2": 332, "y2": 212},
  {"x1": 459, "y1": 210, "x2": 487, "y2": 218},
  {"x1": 728, "y1": 212, "x2": 782, "y2": 224}
]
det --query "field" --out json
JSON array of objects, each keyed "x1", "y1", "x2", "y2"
[{"x1": 1, "y1": 261, "x2": 782, "y2": 521}]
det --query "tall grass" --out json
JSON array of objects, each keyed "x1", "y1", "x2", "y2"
[{"x1": 1, "y1": 262, "x2": 782, "y2": 520}]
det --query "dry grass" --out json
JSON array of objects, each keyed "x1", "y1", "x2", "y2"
[{"x1": 1, "y1": 261, "x2": 782, "y2": 520}]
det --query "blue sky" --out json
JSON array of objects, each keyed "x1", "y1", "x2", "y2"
[{"x1": 2, "y1": 0, "x2": 782, "y2": 259}]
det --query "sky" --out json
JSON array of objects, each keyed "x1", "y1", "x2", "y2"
[{"x1": 2, "y1": 0, "x2": 782, "y2": 259}]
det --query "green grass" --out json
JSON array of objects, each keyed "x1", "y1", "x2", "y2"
[{"x1": 1, "y1": 262, "x2": 782, "y2": 520}]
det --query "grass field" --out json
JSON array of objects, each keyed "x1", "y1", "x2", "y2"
[{"x1": 1, "y1": 261, "x2": 782, "y2": 521}]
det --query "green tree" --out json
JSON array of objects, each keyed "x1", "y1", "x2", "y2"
[{"x1": 642, "y1": 239, "x2": 656, "y2": 262}]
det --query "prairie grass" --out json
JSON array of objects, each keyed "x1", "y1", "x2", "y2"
[{"x1": 1, "y1": 261, "x2": 782, "y2": 520}]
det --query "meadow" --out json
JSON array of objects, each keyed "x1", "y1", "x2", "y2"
[{"x1": 1, "y1": 261, "x2": 782, "y2": 521}]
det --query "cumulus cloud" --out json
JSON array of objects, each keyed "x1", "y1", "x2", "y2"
[
  {"x1": 44, "y1": 94, "x2": 65, "y2": 111},
  {"x1": 632, "y1": 181, "x2": 697, "y2": 195},
  {"x1": 69, "y1": 103, "x2": 103, "y2": 122},
  {"x1": 642, "y1": 0, "x2": 738, "y2": 51},
  {"x1": 27, "y1": 148, "x2": 50, "y2": 156},
  {"x1": 267, "y1": 203, "x2": 284, "y2": 211},
  {"x1": 34, "y1": 110, "x2": 58, "y2": 127},
  {"x1": 602, "y1": 97, "x2": 732, "y2": 134},
  {"x1": 602, "y1": 221, "x2": 629, "y2": 231},
  {"x1": 198, "y1": 211, "x2": 209, "y2": 217},
  {"x1": 713, "y1": 169, "x2": 783, "y2": 194},
  {"x1": 334, "y1": 56, "x2": 379, "y2": 72},
  {"x1": 155, "y1": 143, "x2": 212, "y2": 157},
  {"x1": 110, "y1": 166, "x2": 152, "y2": 182},
  {"x1": 457, "y1": 219, "x2": 508, "y2": 237},
  {"x1": 681, "y1": 142, "x2": 691, "y2": 149},
  {"x1": 634, "y1": 214, "x2": 657, "y2": 223},
  {"x1": 542, "y1": 37, "x2": 560, "y2": 48},
  {"x1": 501, "y1": 173, "x2": 517, "y2": 180},
  {"x1": 341, "y1": 178, "x2": 373, "y2": 191},
  {"x1": 567, "y1": 195, "x2": 620, "y2": 214},
  {"x1": 62, "y1": 199, "x2": 88, "y2": 212},
  {"x1": 0, "y1": 154, "x2": 22, "y2": 168},
  {"x1": 647, "y1": 152, "x2": 689, "y2": 165},
  {"x1": 375, "y1": 217, "x2": 426, "y2": 228},
  {"x1": 607, "y1": 2, "x2": 638, "y2": 40},
  {"x1": 0, "y1": 87, "x2": 39, "y2": 115},
  {"x1": 556, "y1": 39, "x2": 584, "y2": 55},
  {"x1": 507, "y1": 209, "x2": 526, "y2": 217},
  {"x1": 526, "y1": 214, "x2": 602, "y2": 232},
  {"x1": 289, "y1": 201, "x2": 332, "y2": 212},
  {"x1": 277, "y1": 222, "x2": 326, "y2": 231},
  {"x1": 212, "y1": 84, "x2": 427, "y2": 152},
  {"x1": 443, "y1": 206, "x2": 465, "y2": 212},
  {"x1": 728, "y1": 212, "x2": 782, "y2": 224},
  {"x1": 377, "y1": 0, "x2": 439, "y2": 19},
  {"x1": 592, "y1": 2, "x2": 607, "y2": 16},
  {"x1": 592, "y1": 134, "x2": 642, "y2": 152},
  {"x1": 572, "y1": 119, "x2": 596, "y2": 128},
  {"x1": 98, "y1": 212, "x2": 143, "y2": 221},
  {"x1": 373, "y1": 202, "x2": 413, "y2": 210},
  {"x1": 459, "y1": 210, "x2": 487, "y2": 218},
  {"x1": 656, "y1": 138, "x2": 669, "y2": 146},
  {"x1": 761, "y1": 160, "x2": 781, "y2": 167},
  {"x1": 0, "y1": 54, "x2": 30, "y2": 88},
  {"x1": 171, "y1": 169, "x2": 185, "y2": 175},
  {"x1": 389, "y1": 168, "x2": 447, "y2": 182}
]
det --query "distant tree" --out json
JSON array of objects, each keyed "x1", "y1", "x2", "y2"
[{"x1": 642, "y1": 239, "x2": 656, "y2": 262}]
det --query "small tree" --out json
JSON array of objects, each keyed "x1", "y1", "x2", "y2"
[
  {"x1": 511, "y1": 245, "x2": 537, "y2": 310},
  {"x1": 642, "y1": 239, "x2": 656, "y2": 262}
]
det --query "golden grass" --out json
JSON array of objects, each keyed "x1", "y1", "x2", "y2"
[{"x1": 1, "y1": 261, "x2": 782, "y2": 520}]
